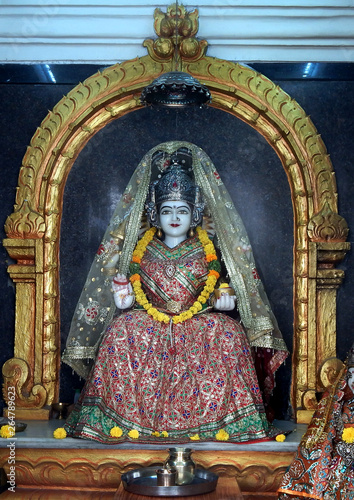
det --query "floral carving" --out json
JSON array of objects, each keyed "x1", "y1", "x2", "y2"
[
  {"x1": 308, "y1": 203, "x2": 349, "y2": 242},
  {"x1": 144, "y1": 4, "x2": 208, "y2": 62},
  {"x1": 4, "y1": 200, "x2": 45, "y2": 239}
]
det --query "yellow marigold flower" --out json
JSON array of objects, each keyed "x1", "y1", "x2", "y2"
[
  {"x1": 342, "y1": 427, "x2": 354, "y2": 443},
  {"x1": 128, "y1": 429, "x2": 139, "y2": 439},
  {"x1": 275, "y1": 434, "x2": 286, "y2": 442},
  {"x1": 196, "y1": 227, "x2": 205, "y2": 234},
  {"x1": 0, "y1": 425, "x2": 15, "y2": 439},
  {"x1": 189, "y1": 434, "x2": 200, "y2": 441},
  {"x1": 215, "y1": 429, "x2": 229, "y2": 441},
  {"x1": 151, "y1": 431, "x2": 160, "y2": 437},
  {"x1": 145, "y1": 227, "x2": 156, "y2": 237},
  {"x1": 193, "y1": 301, "x2": 203, "y2": 311},
  {"x1": 110, "y1": 426, "x2": 123, "y2": 438},
  {"x1": 196, "y1": 228, "x2": 208, "y2": 243},
  {"x1": 161, "y1": 431, "x2": 169, "y2": 437},
  {"x1": 198, "y1": 296, "x2": 207, "y2": 304},
  {"x1": 204, "y1": 244, "x2": 215, "y2": 254},
  {"x1": 143, "y1": 303, "x2": 152, "y2": 310},
  {"x1": 53, "y1": 427, "x2": 67, "y2": 439}
]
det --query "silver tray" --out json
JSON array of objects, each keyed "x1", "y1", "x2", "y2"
[{"x1": 121, "y1": 467, "x2": 218, "y2": 497}]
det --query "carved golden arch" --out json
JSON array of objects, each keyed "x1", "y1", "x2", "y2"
[{"x1": 2, "y1": 5, "x2": 349, "y2": 420}]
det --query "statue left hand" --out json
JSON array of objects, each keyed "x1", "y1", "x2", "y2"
[
  {"x1": 214, "y1": 295, "x2": 236, "y2": 311},
  {"x1": 112, "y1": 274, "x2": 135, "y2": 309}
]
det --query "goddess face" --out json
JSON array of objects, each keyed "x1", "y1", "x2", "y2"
[{"x1": 159, "y1": 200, "x2": 192, "y2": 239}]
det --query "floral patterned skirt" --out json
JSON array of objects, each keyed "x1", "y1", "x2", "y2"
[{"x1": 65, "y1": 309, "x2": 269, "y2": 443}]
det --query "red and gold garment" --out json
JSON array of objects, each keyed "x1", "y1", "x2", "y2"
[
  {"x1": 278, "y1": 377, "x2": 354, "y2": 500},
  {"x1": 65, "y1": 236, "x2": 269, "y2": 443}
]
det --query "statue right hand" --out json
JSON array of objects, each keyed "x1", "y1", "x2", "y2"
[{"x1": 113, "y1": 274, "x2": 135, "y2": 309}]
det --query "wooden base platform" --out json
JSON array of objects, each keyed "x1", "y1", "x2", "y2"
[{"x1": 0, "y1": 420, "x2": 304, "y2": 498}]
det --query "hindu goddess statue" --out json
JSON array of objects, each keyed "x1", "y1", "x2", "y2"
[{"x1": 62, "y1": 141, "x2": 288, "y2": 443}]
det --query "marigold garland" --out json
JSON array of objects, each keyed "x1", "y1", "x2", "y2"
[{"x1": 129, "y1": 226, "x2": 220, "y2": 324}]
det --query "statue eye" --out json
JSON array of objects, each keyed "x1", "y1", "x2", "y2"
[{"x1": 177, "y1": 206, "x2": 190, "y2": 214}]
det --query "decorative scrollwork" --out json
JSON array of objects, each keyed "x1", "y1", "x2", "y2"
[
  {"x1": 0, "y1": 448, "x2": 293, "y2": 494},
  {"x1": 319, "y1": 357, "x2": 344, "y2": 389},
  {"x1": 2, "y1": 358, "x2": 47, "y2": 409},
  {"x1": 302, "y1": 389, "x2": 318, "y2": 410}
]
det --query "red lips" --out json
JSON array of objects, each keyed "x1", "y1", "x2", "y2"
[{"x1": 170, "y1": 224, "x2": 180, "y2": 228}]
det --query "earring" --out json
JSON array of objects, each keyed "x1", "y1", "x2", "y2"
[
  {"x1": 157, "y1": 228, "x2": 163, "y2": 238},
  {"x1": 188, "y1": 227, "x2": 195, "y2": 238}
]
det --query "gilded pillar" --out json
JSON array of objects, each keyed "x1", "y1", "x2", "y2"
[
  {"x1": 297, "y1": 208, "x2": 350, "y2": 422},
  {"x1": 2, "y1": 204, "x2": 50, "y2": 418}
]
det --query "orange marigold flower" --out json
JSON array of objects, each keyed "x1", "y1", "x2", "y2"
[
  {"x1": 205, "y1": 254, "x2": 217, "y2": 262},
  {"x1": 208, "y1": 269, "x2": 220, "y2": 279},
  {"x1": 132, "y1": 255, "x2": 141, "y2": 264},
  {"x1": 129, "y1": 274, "x2": 141, "y2": 283}
]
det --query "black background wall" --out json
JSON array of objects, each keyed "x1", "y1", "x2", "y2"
[{"x1": 0, "y1": 63, "x2": 353, "y2": 419}]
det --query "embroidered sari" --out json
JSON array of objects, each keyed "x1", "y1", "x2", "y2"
[{"x1": 65, "y1": 236, "x2": 269, "y2": 443}]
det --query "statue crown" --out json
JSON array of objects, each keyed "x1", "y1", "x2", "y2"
[
  {"x1": 145, "y1": 148, "x2": 204, "y2": 227},
  {"x1": 154, "y1": 162, "x2": 198, "y2": 205}
]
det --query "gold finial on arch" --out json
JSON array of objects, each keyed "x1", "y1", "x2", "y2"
[{"x1": 143, "y1": 3, "x2": 208, "y2": 64}]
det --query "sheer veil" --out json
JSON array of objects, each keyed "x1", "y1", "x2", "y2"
[{"x1": 62, "y1": 141, "x2": 288, "y2": 381}]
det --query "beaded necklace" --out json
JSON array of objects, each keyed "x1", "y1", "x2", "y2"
[{"x1": 129, "y1": 226, "x2": 220, "y2": 324}]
